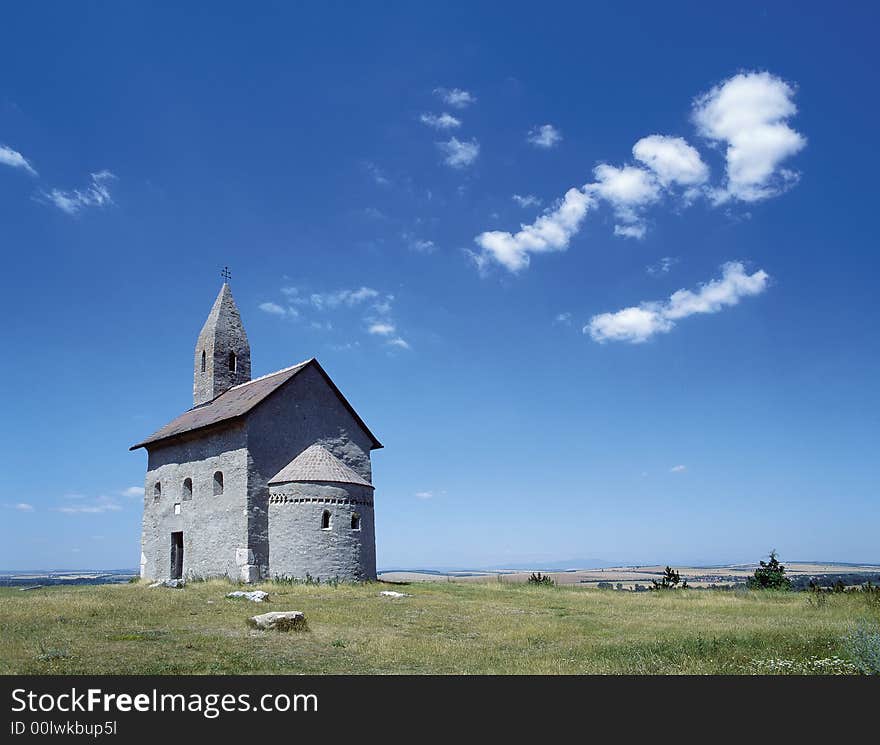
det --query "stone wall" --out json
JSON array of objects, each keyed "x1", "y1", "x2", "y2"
[
  {"x1": 141, "y1": 422, "x2": 250, "y2": 581},
  {"x1": 244, "y1": 363, "x2": 377, "y2": 576},
  {"x1": 268, "y1": 481, "x2": 376, "y2": 580}
]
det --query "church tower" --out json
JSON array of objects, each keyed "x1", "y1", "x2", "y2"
[{"x1": 193, "y1": 281, "x2": 251, "y2": 406}]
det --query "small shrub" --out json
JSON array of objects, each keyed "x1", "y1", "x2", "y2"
[
  {"x1": 527, "y1": 572, "x2": 555, "y2": 587},
  {"x1": 747, "y1": 550, "x2": 791, "y2": 590},
  {"x1": 843, "y1": 622, "x2": 880, "y2": 675},
  {"x1": 651, "y1": 566, "x2": 688, "y2": 590}
]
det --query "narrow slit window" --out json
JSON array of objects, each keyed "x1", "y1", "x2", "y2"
[
  {"x1": 200, "y1": 349, "x2": 206, "y2": 372},
  {"x1": 351, "y1": 513, "x2": 361, "y2": 530},
  {"x1": 321, "y1": 510, "x2": 331, "y2": 530},
  {"x1": 153, "y1": 482, "x2": 161, "y2": 500},
  {"x1": 213, "y1": 471, "x2": 224, "y2": 496},
  {"x1": 182, "y1": 478, "x2": 193, "y2": 501},
  {"x1": 228, "y1": 351, "x2": 237, "y2": 372}
]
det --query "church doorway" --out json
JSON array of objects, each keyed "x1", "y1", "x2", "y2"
[{"x1": 170, "y1": 532, "x2": 184, "y2": 579}]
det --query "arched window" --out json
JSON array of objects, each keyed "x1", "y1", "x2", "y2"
[
  {"x1": 200, "y1": 349, "x2": 206, "y2": 372},
  {"x1": 351, "y1": 513, "x2": 361, "y2": 530},
  {"x1": 153, "y1": 482, "x2": 161, "y2": 500},
  {"x1": 213, "y1": 471, "x2": 224, "y2": 496},
  {"x1": 321, "y1": 510, "x2": 331, "y2": 530},
  {"x1": 228, "y1": 351, "x2": 237, "y2": 372},
  {"x1": 182, "y1": 478, "x2": 193, "y2": 501}
]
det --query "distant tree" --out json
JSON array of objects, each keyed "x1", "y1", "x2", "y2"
[
  {"x1": 616, "y1": 583, "x2": 623, "y2": 591},
  {"x1": 527, "y1": 572, "x2": 555, "y2": 587},
  {"x1": 747, "y1": 550, "x2": 791, "y2": 590},
  {"x1": 651, "y1": 566, "x2": 688, "y2": 590}
]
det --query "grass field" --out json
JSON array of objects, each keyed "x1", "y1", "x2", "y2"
[{"x1": 1, "y1": 580, "x2": 877, "y2": 674}]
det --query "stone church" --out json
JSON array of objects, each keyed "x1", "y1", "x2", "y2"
[{"x1": 131, "y1": 281, "x2": 381, "y2": 582}]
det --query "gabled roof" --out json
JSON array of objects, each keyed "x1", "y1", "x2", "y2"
[
  {"x1": 130, "y1": 358, "x2": 382, "y2": 451},
  {"x1": 269, "y1": 444, "x2": 373, "y2": 487}
]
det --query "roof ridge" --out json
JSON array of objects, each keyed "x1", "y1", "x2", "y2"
[{"x1": 227, "y1": 358, "x2": 313, "y2": 391}]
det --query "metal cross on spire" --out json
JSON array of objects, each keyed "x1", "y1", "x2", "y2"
[{"x1": 221, "y1": 266, "x2": 232, "y2": 283}]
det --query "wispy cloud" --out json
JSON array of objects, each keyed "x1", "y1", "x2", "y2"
[
  {"x1": 53, "y1": 494, "x2": 123, "y2": 515},
  {"x1": 0, "y1": 144, "x2": 37, "y2": 176},
  {"x1": 670, "y1": 465, "x2": 687, "y2": 473},
  {"x1": 434, "y1": 87, "x2": 476, "y2": 109},
  {"x1": 3, "y1": 502, "x2": 35, "y2": 512},
  {"x1": 420, "y1": 112, "x2": 461, "y2": 130},
  {"x1": 44, "y1": 170, "x2": 116, "y2": 215},
  {"x1": 368, "y1": 322, "x2": 396, "y2": 336},
  {"x1": 266, "y1": 286, "x2": 411, "y2": 351},
  {"x1": 587, "y1": 261, "x2": 769, "y2": 343},
  {"x1": 387, "y1": 337, "x2": 410, "y2": 350},
  {"x1": 554, "y1": 312, "x2": 572, "y2": 325},
  {"x1": 512, "y1": 194, "x2": 541, "y2": 208},
  {"x1": 437, "y1": 137, "x2": 479, "y2": 169},
  {"x1": 646, "y1": 256, "x2": 679, "y2": 275},
  {"x1": 527, "y1": 124, "x2": 562, "y2": 148},
  {"x1": 363, "y1": 161, "x2": 390, "y2": 186},
  {"x1": 415, "y1": 491, "x2": 434, "y2": 499},
  {"x1": 120, "y1": 486, "x2": 144, "y2": 498}
]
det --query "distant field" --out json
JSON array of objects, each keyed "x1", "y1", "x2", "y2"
[
  {"x1": 379, "y1": 562, "x2": 880, "y2": 589},
  {"x1": 1, "y1": 579, "x2": 877, "y2": 674}
]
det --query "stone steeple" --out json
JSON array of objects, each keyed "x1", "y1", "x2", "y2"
[{"x1": 193, "y1": 282, "x2": 251, "y2": 406}]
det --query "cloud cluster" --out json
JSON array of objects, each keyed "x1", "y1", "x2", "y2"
[
  {"x1": 512, "y1": 194, "x2": 541, "y2": 208},
  {"x1": 587, "y1": 261, "x2": 769, "y2": 343},
  {"x1": 472, "y1": 71, "x2": 804, "y2": 271},
  {"x1": 527, "y1": 124, "x2": 562, "y2": 148},
  {"x1": 44, "y1": 170, "x2": 116, "y2": 215},
  {"x1": 261, "y1": 285, "x2": 410, "y2": 351}
]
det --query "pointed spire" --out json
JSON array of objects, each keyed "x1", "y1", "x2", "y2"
[{"x1": 193, "y1": 282, "x2": 251, "y2": 406}]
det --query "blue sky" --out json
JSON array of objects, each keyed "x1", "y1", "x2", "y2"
[{"x1": 1, "y1": 3, "x2": 878, "y2": 570}]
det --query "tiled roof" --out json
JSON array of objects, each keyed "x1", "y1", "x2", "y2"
[
  {"x1": 130, "y1": 359, "x2": 382, "y2": 451},
  {"x1": 269, "y1": 444, "x2": 373, "y2": 487}
]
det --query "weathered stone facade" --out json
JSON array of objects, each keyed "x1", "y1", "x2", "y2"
[{"x1": 133, "y1": 282, "x2": 381, "y2": 583}]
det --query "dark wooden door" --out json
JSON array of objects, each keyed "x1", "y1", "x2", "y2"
[{"x1": 170, "y1": 532, "x2": 183, "y2": 579}]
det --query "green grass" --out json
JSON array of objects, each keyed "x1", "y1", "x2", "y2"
[{"x1": 1, "y1": 580, "x2": 876, "y2": 674}]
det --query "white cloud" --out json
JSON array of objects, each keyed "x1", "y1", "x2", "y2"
[
  {"x1": 309, "y1": 287, "x2": 380, "y2": 310},
  {"x1": 415, "y1": 491, "x2": 434, "y2": 499},
  {"x1": 670, "y1": 465, "x2": 687, "y2": 473},
  {"x1": 633, "y1": 135, "x2": 709, "y2": 187},
  {"x1": 259, "y1": 301, "x2": 287, "y2": 316},
  {"x1": 54, "y1": 495, "x2": 123, "y2": 514},
  {"x1": 434, "y1": 87, "x2": 476, "y2": 108},
  {"x1": 404, "y1": 234, "x2": 436, "y2": 253},
  {"x1": 420, "y1": 112, "x2": 461, "y2": 130},
  {"x1": 512, "y1": 194, "x2": 542, "y2": 208},
  {"x1": 368, "y1": 322, "x2": 396, "y2": 336},
  {"x1": 692, "y1": 71, "x2": 806, "y2": 203},
  {"x1": 387, "y1": 337, "x2": 410, "y2": 350},
  {"x1": 586, "y1": 261, "x2": 769, "y2": 343},
  {"x1": 614, "y1": 224, "x2": 647, "y2": 240},
  {"x1": 4, "y1": 502, "x2": 35, "y2": 512},
  {"x1": 121, "y1": 486, "x2": 144, "y2": 498},
  {"x1": 0, "y1": 144, "x2": 37, "y2": 176},
  {"x1": 473, "y1": 187, "x2": 594, "y2": 272},
  {"x1": 437, "y1": 137, "x2": 479, "y2": 168},
  {"x1": 554, "y1": 312, "x2": 572, "y2": 325},
  {"x1": 44, "y1": 170, "x2": 116, "y2": 215},
  {"x1": 527, "y1": 124, "x2": 562, "y2": 148}
]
